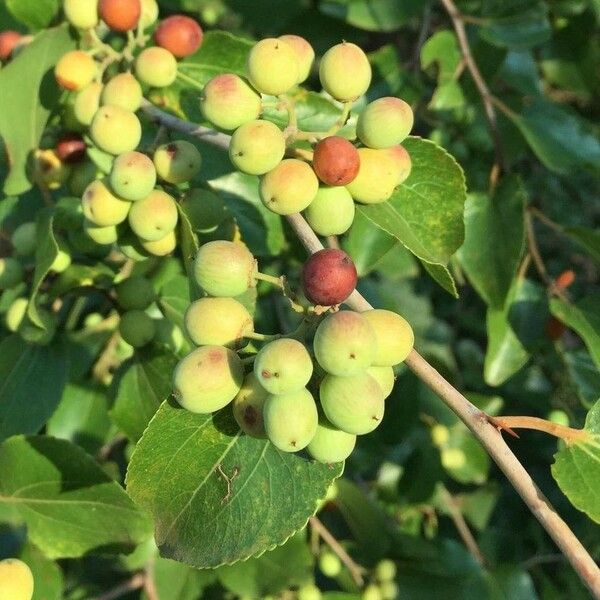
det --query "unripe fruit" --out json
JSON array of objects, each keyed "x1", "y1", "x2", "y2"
[
  {"x1": 384, "y1": 145, "x2": 412, "y2": 185},
  {"x1": 84, "y1": 220, "x2": 118, "y2": 244},
  {"x1": 118, "y1": 230, "x2": 149, "y2": 261},
  {"x1": 5, "y1": 297, "x2": 28, "y2": 332},
  {"x1": 128, "y1": 190, "x2": 177, "y2": 241},
  {"x1": 173, "y1": 345, "x2": 244, "y2": 413},
  {"x1": 366, "y1": 366, "x2": 395, "y2": 398},
  {"x1": 431, "y1": 424, "x2": 449, "y2": 447},
  {"x1": 346, "y1": 148, "x2": 397, "y2": 204},
  {"x1": 254, "y1": 338, "x2": 313, "y2": 394},
  {"x1": 298, "y1": 585, "x2": 322, "y2": 600},
  {"x1": 308, "y1": 419, "x2": 356, "y2": 464},
  {"x1": 155, "y1": 15, "x2": 203, "y2": 58},
  {"x1": 357, "y1": 97, "x2": 413, "y2": 149},
  {"x1": 0, "y1": 31, "x2": 22, "y2": 61},
  {"x1": 90, "y1": 105, "x2": 141, "y2": 155},
  {"x1": 319, "y1": 550, "x2": 342, "y2": 577},
  {"x1": 0, "y1": 558, "x2": 34, "y2": 600},
  {"x1": 101, "y1": 72, "x2": 143, "y2": 112},
  {"x1": 109, "y1": 151, "x2": 156, "y2": 201},
  {"x1": 548, "y1": 409, "x2": 570, "y2": 426},
  {"x1": 312, "y1": 136, "x2": 360, "y2": 186},
  {"x1": 362, "y1": 584, "x2": 383, "y2": 600},
  {"x1": 263, "y1": 388, "x2": 318, "y2": 452},
  {"x1": 441, "y1": 447, "x2": 466, "y2": 469},
  {"x1": 54, "y1": 50, "x2": 97, "y2": 91},
  {"x1": 320, "y1": 372, "x2": 384, "y2": 435},
  {"x1": 135, "y1": 47, "x2": 177, "y2": 88},
  {"x1": 141, "y1": 231, "x2": 176, "y2": 256},
  {"x1": 153, "y1": 140, "x2": 202, "y2": 184},
  {"x1": 232, "y1": 372, "x2": 268, "y2": 438},
  {"x1": 139, "y1": 0, "x2": 159, "y2": 28},
  {"x1": 56, "y1": 133, "x2": 87, "y2": 164},
  {"x1": 363, "y1": 309, "x2": 414, "y2": 366},
  {"x1": 313, "y1": 311, "x2": 376, "y2": 376},
  {"x1": 380, "y1": 581, "x2": 399, "y2": 600},
  {"x1": 319, "y1": 42, "x2": 371, "y2": 101},
  {"x1": 50, "y1": 246, "x2": 72, "y2": 272},
  {"x1": 375, "y1": 559, "x2": 396, "y2": 582},
  {"x1": 99, "y1": 0, "x2": 141, "y2": 31},
  {"x1": 185, "y1": 297, "x2": 253, "y2": 347},
  {"x1": 116, "y1": 276, "x2": 155, "y2": 310},
  {"x1": 302, "y1": 248, "x2": 357, "y2": 306},
  {"x1": 304, "y1": 186, "x2": 355, "y2": 236},
  {"x1": 119, "y1": 310, "x2": 156, "y2": 347},
  {"x1": 64, "y1": 0, "x2": 99, "y2": 29},
  {"x1": 229, "y1": 120, "x2": 285, "y2": 175},
  {"x1": 181, "y1": 188, "x2": 227, "y2": 231},
  {"x1": 194, "y1": 240, "x2": 256, "y2": 297},
  {"x1": 200, "y1": 74, "x2": 261, "y2": 131},
  {"x1": 278, "y1": 34, "x2": 314, "y2": 83},
  {"x1": 260, "y1": 159, "x2": 319, "y2": 215},
  {"x1": 74, "y1": 82, "x2": 103, "y2": 126},
  {"x1": 246, "y1": 37, "x2": 299, "y2": 96},
  {"x1": 11, "y1": 222, "x2": 37, "y2": 256},
  {"x1": 82, "y1": 179, "x2": 131, "y2": 226}
]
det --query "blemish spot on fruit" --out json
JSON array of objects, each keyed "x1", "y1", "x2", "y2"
[
  {"x1": 244, "y1": 406, "x2": 257, "y2": 426},
  {"x1": 262, "y1": 369, "x2": 271, "y2": 379}
]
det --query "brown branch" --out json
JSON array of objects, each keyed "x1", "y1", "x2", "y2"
[{"x1": 488, "y1": 416, "x2": 589, "y2": 445}]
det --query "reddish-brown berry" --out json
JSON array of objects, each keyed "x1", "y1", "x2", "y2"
[
  {"x1": 312, "y1": 136, "x2": 360, "y2": 186},
  {"x1": 554, "y1": 269, "x2": 575, "y2": 290},
  {"x1": 546, "y1": 316, "x2": 566, "y2": 341},
  {"x1": 0, "y1": 31, "x2": 22, "y2": 61},
  {"x1": 56, "y1": 133, "x2": 87, "y2": 164},
  {"x1": 154, "y1": 15, "x2": 203, "y2": 58},
  {"x1": 99, "y1": 0, "x2": 141, "y2": 31},
  {"x1": 302, "y1": 248, "x2": 357, "y2": 306}
]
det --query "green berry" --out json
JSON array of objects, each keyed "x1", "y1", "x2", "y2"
[
  {"x1": 82, "y1": 178, "x2": 131, "y2": 227},
  {"x1": 313, "y1": 311, "x2": 377, "y2": 376},
  {"x1": 308, "y1": 418, "x2": 356, "y2": 464},
  {"x1": 5, "y1": 297, "x2": 28, "y2": 332},
  {"x1": 64, "y1": 0, "x2": 99, "y2": 29},
  {"x1": 366, "y1": 366, "x2": 395, "y2": 398},
  {"x1": 115, "y1": 276, "x2": 156, "y2": 310},
  {"x1": 278, "y1": 34, "x2": 314, "y2": 83},
  {"x1": 181, "y1": 188, "x2": 227, "y2": 231},
  {"x1": 229, "y1": 119, "x2": 286, "y2": 175},
  {"x1": 345, "y1": 148, "x2": 397, "y2": 204},
  {"x1": 254, "y1": 338, "x2": 313, "y2": 394},
  {"x1": 319, "y1": 42, "x2": 371, "y2": 101},
  {"x1": 246, "y1": 37, "x2": 299, "y2": 95},
  {"x1": 118, "y1": 230, "x2": 150, "y2": 261},
  {"x1": 0, "y1": 558, "x2": 34, "y2": 600},
  {"x1": 363, "y1": 309, "x2": 414, "y2": 366},
  {"x1": 50, "y1": 245, "x2": 72, "y2": 273},
  {"x1": 109, "y1": 151, "x2": 156, "y2": 201},
  {"x1": 304, "y1": 186, "x2": 355, "y2": 236},
  {"x1": 141, "y1": 230, "x2": 176, "y2": 256},
  {"x1": 375, "y1": 559, "x2": 396, "y2": 582},
  {"x1": 260, "y1": 159, "x2": 319, "y2": 215},
  {"x1": 119, "y1": 310, "x2": 156, "y2": 347},
  {"x1": 128, "y1": 189, "x2": 178, "y2": 241},
  {"x1": 320, "y1": 372, "x2": 384, "y2": 435},
  {"x1": 380, "y1": 581, "x2": 398, "y2": 600},
  {"x1": 135, "y1": 47, "x2": 177, "y2": 88},
  {"x1": 232, "y1": 372, "x2": 268, "y2": 438},
  {"x1": 264, "y1": 387, "x2": 318, "y2": 452},
  {"x1": 101, "y1": 72, "x2": 143, "y2": 112},
  {"x1": 297, "y1": 584, "x2": 321, "y2": 600},
  {"x1": 74, "y1": 82, "x2": 103, "y2": 126},
  {"x1": 357, "y1": 97, "x2": 413, "y2": 149},
  {"x1": 90, "y1": 105, "x2": 142, "y2": 155},
  {"x1": 194, "y1": 240, "x2": 256, "y2": 297},
  {"x1": 153, "y1": 140, "x2": 202, "y2": 184},
  {"x1": 319, "y1": 550, "x2": 342, "y2": 577},
  {"x1": 548, "y1": 409, "x2": 570, "y2": 427},
  {"x1": 139, "y1": 0, "x2": 159, "y2": 28},
  {"x1": 173, "y1": 345, "x2": 244, "y2": 413},
  {"x1": 362, "y1": 584, "x2": 383, "y2": 600},
  {"x1": 431, "y1": 424, "x2": 449, "y2": 447},
  {"x1": 11, "y1": 222, "x2": 37, "y2": 256},
  {"x1": 441, "y1": 447, "x2": 466, "y2": 469},
  {"x1": 84, "y1": 220, "x2": 118, "y2": 245}
]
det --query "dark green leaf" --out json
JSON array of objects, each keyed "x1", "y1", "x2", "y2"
[
  {"x1": 6, "y1": 0, "x2": 59, "y2": 29},
  {"x1": 479, "y1": 3, "x2": 551, "y2": 49},
  {"x1": 565, "y1": 226, "x2": 600, "y2": 264}
]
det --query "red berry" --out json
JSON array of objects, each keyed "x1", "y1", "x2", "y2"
[
  {"x1": 56, "y1": 133, "x2": 87, "y2": 164},
  {"x1": 554, "y1": 269, "x2": 575, "y2": 290},
  {"x1": 312, "y1": 136, "x2": 360, "y2": 186},
  {"x1": 99, "y1": 0, "x2": 141, "y2": 32},
  {"x1": 154, "y1": 15, "x2": 203, "y2": 58},
  {"x1": 0, "y1": 31, "x2": 22, "y2": 61},
  {"x1": 302, "y1": 249, "x2": 357, "y2": 306}
]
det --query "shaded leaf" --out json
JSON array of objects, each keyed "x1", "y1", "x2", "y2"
[
  {"x1": 6, "y1": 0, "x2": 59, "y2": 29},
  {"x1": 565, "y1": 226, "x2": 600, "y2": 265}
]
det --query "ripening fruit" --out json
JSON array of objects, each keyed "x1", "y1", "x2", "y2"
[
  {"x1": 11, "y1": 222, "x2": 37, "y2": 256},
  {"x1": 116, "y1": 276, "x2": 155, "y2": 310},
  {"x1": 153, "y1": 140, "x2": 202, "y2": 184},
  {"x1": 90, "y1": 105, "x2": 142, "y2": 155},
  {"x1": 260, "y1": 159, "x2": 319, "y2": 215},
  {"x1": 84, "y1": 220, "x2": 118, "y2": 244},
  {"x1": 141, "y1": 231, "x2": 176, "y2": 256},
  {"x1": 200, "y1": 74, "x2": 261, "y2": 131},
  {"x1": 0, "y1": 31, "x2": 22, "y2": 61},
  {"x1": 345, "y1": 148, "x2": 397, "y2": 204},
  {"x1": 319, "y1": 550, "x2": 342, "y2": 577},
  {"x1": 82, "y1": 179, "x2": 131, "y2": 226},
  {"x1": 232, "y1": 372, "x2": 268, "y2": 438},
  {"x1": 50, "y1": 245, "x2": 72, "y2": 272},
  {"x1": 312, "y1": 136, "x2": 360, "y2": 186},
  {"x1": 363, "y1": 309, "x2": 414, "y2": 366},
  {"x1": 31, "y1": 149, "x2": 72, "y2": 190},
  {"x1": 246, "y1": 37, "x2": 299, "y2": 95},
  {"x1": 173, "y1": 345, "x2": 244, "y2": 413},
  {"x1": 319, "y1": 42, "x2": 371, "y2": 101},
  {"x1": 181, "y1": 188, "x2": 227, "y2": 231},
  {"x1": 313, "y1": 311, "x2": 376, "y2": 376},
  {"x1": 254, "y1": 338, "x2": 313, "y2": 394},
  {"x1": 99, "y1": 0, "x2": 141, "y2": 31},
  {"x1": 185, "y1": 297, "x2": 253, "y2": 347},
  {"x1": 194, "y1": 240, "x2": 256, "y2": 297},
  {"x1": 109, "y1": 151, "x2": 156, "y2": 201},
  {"x1": 263, "y1": 388, "x2": 318, "y2": 452},
  {"x1": 375, "y1": 559, "x2": 396, "y2": 582},
  {"x1": 128, "y1": 190, "x2": 178, "y2": 241},
  {"x1": 380, "y1": 581, "x2": 399, "y2": 600},
  {"x1": 229, "y1": 120, "x2": 286, "y2": 175},
  {"x1": 74, "y1": 82, "x2": 103, "y2": 126},
  {"x1": 384, "y1": 145, "x2": 412, "y2": 185},
  {"x1": 154, "y1": 15, "x2": 203, "y2": 58},
  {"x1": 101, "y1": 72, "x2": 143, "y2": 112},
  {"x1": 278, "y1": 34, "x2": 314, "y2": 83},
  {"x1": 357, "y1": 97, "x2": 413, "y2": 149},
  {"x1": 302, "y1": 248, "x2": 357, "y2": 306},
  {"x1": 308, "y1": 418, "x2": 356, "y2": 464},
  {"x1": 56, "y1": 133, "x2": 87, "y2": 164},
  {"x1": 320, "y1": 372, "x2": 385, "y2": 435},
  {"x1": 0, "y1": 558, "x2": 34, "y2": 600},
  {"x1": 139, "y1": 0, "x2": 159, "y2": 28},
  {"x1": 304, "y1": 186, "x2": 355, "y2": 236},
  {"x1": 5, "y1": 297, "x2": 28, "y2": 332},
  {"x1": 54, "y1": 50, "x2": 97, "y2": 91},
  {"x1": 64, "y1": 0, "x2": 99, "y2": 29},
  {"x1": 119, "y1": 310, "x2": 156, "y2": 347},
  {"x1": 298, "y1": 585, "x2": 322, "y2": 600},
  {"x1": 366, "y1": 366, "x2": 395, "y2": 398},
  {"x1": 135, "y1": 47, "x2": 177, "y2": 88},
  {"x1": 362, "y1": 584, "x2": 383, "y2": 600}
]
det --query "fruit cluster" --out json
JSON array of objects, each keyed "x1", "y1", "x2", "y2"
[{"x1": 172, "y1": 244, "x2": 414, "y2": 464}]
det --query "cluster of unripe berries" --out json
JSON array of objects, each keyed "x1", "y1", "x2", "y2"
[
  {"x1": 172, "y1": 243, "x2": 413, "y2": 464},
  {"x1": 199, "y1": 36, "x2": 414, "y2": 236}
]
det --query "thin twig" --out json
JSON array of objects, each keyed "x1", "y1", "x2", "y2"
[
  {"x1": 92, "y1": 573, "x2": 145, "y2": 600},
  {"x1": 326, "y1": 235, "x2": 340, "y2": 249},
  {"x1": 143, "y1": 559, "x2": 159, "y2": 600},
  {"x1": 488, "y1": 416, "x2": 589, "y2": 445},
  {"x1": 521, "y1": 553, "x2": 565, "y2": 570},
  {"x1": 529, "y1": 206, "x2": 564, "y2": 235}
]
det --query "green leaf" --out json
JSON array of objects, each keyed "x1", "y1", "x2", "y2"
[
  {"x1": 177, "y1": 204, "x2": 201, "y2": 296},
  {"x1": 142, "y1": 557, "x2": 217, "y2": 600},
  {"x1": 485, "y1": 565, "x2": 538, "y2": 600},
  {"x1": 441, "y1": 429, "x2": 490, "y2": 485},
  {"x1": 158, "y1": 275, "x2": 192, "y2": 333},
  {"x1": 563, "y1": 349, "x2": 600, "y2": 409},
  {"x1": 126, "y1": 399, "x2": 342, "y2": 568},
  {"x1": 0, "y1": 335, "x2": 68, "y2": 442},
  {"x1": 20, "y1": 543, "x2": 64, "y2": 600},
  {"x1": 421, "y1": 262, "x2": 458, "y2": 298},
  {"x1": 319, "y1": 0, "x2": 423, "y2": 31},
  {"x1": 6, "y1": 0, "x2": 59, "y2": 29},
  {"x1": 0, "y1": 435, "x2": 152, "y2": 558},
  {"x1": 479, "y1": 3, "x2": 551, "y2": 49},
  {"x1": 457, "y1": 175, "x2": 526, "y2": 308},
  {"x1": 565, "y1": 226, "x2": 600, "y2": 265},
  {"x1": 552, "y1": 399, "x2": 600, "y2": 523},
  {"x1": 0, "y1": 25, "x2": 75, "y2": 194}
]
